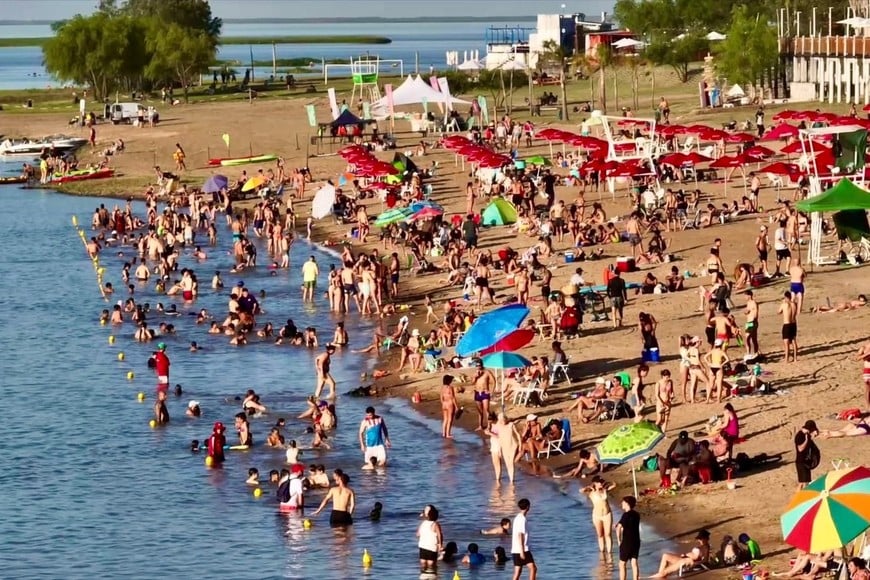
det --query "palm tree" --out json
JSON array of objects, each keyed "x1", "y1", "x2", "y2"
[
  {"x1": 571, "y1": 52, "x2": 597, "y2": 109},
  {"x1": 540, "y1": 40, "x2": 569, "y2": 121},
  {"x1": 596, "y1": 43, "x2": 613, "y2": 113}
]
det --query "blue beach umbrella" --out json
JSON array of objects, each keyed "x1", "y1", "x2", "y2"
[
  {"x1": 481, "y1": 351, "x2": 532, "y2": 370},
  {"x1": 203, "y1": 174, "x2": 228, "y2": 193},
  {"x1": 455, "y1": 303, "x2": 530, "y2": 357},
  {"x1": 409, "y1": 200, "x2": 444, "y2": 213}
]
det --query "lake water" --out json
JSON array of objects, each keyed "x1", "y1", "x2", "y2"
[
  {"x1": 0, "y1": 173, "x2": 666, "y2": 578},
  {"x1": 0, "y1": 21, "x2": 530, "y2": 91}
]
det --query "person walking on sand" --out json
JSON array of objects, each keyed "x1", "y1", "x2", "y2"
[
  {"x1": 511, "y1": 498, "x2": 537, "y2": 580},
  {"x1": 440, "y1": 375, "x2": 458, "y2": 438},
  {"x1": 794, "y1": 420, "x2": 820, "y2": 490},
  {"x1": 472, "y1": 361, "x2": 495, "y2": 430},
  {"x1": 789, "y1": 256, "x2": 806, "y2": 314},
  {"x1": 314, "y1": 344, "x2": 337, "y2": 399},
  {"x1": 744, "y1": 290, "x2": 760, "y2": 357},
  {"x1": 655, "y1": 369, "x2": 673, "y2": 432},
  {"x1": 487, "y1": 412, "x2": 520, "y2": 484},
  {"x1": 756, "y1": 226, "x2": 770, "y2": 277},
  {"x1": 173, "y1": 143, "x2": 187, "y2": 172},
  {"x1": 616, "y1": 495, "x2": 641, "y2": 580},
  {"x1": 607, "y1": 269, "x2": 628, "y2": 328},
  {"x1": 581, "y1": 477, "x2": 616, "y2": 559},
  {"x1": 779, "y1": 291, "x2": 799, "y2": 362}
]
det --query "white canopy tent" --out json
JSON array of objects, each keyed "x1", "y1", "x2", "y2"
[
  {"x1": 457, "y1": 59, "x2": 483, "y2": 71},
  {"x1": 373, "y1": 75, "x2": 470, "y2": 109},
  {"x1": 705, "y1": 31, "x2": 727, "y2": 41},
  {"x1": 726, "y1": 84, "x2": 745, "y2": 98},
  {"x1": 612, "y1": 38, "x2": 647, "y2": 49}
]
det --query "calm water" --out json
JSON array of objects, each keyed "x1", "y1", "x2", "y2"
[
  {"x1": 0, "y1": 175, "x2": 664, "y2": 578},
  {"x1": 0, "y1": 21, "x2": 529, "y2": 90}
]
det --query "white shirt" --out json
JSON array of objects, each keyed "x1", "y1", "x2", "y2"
[
  {"x1": 774, "y1": 227, "x2": 788, "y2": 250},
  {"x1": 418, "y1": 520, "x2": 439, "y2": 551},
  {"x1": 287, "y1": 477, "x2": 304, "y2": 507},
  {"x1": 570, "y1": 273, "x2": 586, "y2": 286},
  {"x1": 511, "y1": 512, "x2": 529, "y2": 554}
]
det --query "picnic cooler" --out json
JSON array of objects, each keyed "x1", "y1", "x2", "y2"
[{"x1": 616, "y1": 257, "x2": 636, "y2": 273}]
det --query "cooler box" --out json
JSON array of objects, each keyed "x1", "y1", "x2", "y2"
[
  {"x1": 642, "y1": 348, "x2": 661, "y2": 363},
  {"x1": 564, "y1": 251, "x2": 575, "y2": 263},
  {"x1": 616, "y1": 257, "x2": 636, "y2": 273}
]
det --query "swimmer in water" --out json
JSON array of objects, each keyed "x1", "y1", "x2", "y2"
[
  {"x1": 268, "y1": 470, "x2": 280, "y2": 485},
  {"x1": 481, "y1": 518, "x2": 511, "y2": 535},
  {"x1": 186, "y1": 400, "x2": 201, "y2": 417},
  {"x1": 285, "y1": 440, "x2": 301, "y2": 464},
  {"x1": 362, "y1": 456, "x2": 380, "y2": 471},
  {"x1": 246, "y1": 468, "x2": 260, "y2": 485},
  {"x1": 189, "y1": 341, "x2": 200, "y2": 352}
]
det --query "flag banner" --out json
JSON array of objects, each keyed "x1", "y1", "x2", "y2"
[
  {"x1": 306, "y1": 105, "x2": 317, "y2": 127},
  {"x1": 327, "y1": 88, "x2": 339, "y2": 119}
]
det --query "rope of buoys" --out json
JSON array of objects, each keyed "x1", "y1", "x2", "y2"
[{"x1": 72, "y1": 215, "x2": 107, "y2": 300}]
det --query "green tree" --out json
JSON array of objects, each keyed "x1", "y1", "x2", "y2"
[
  {"x1": 595, "y1": 43, "x2": 613, "y2": 113},
  {"x1": 539, "y1": 40, "x2": 569, "y2": 120},
  {"x1": 43, "y1": 13, "x2": 148, "y2": 100},
  {"x1": 644, "y1": 32, "x2": 707, "y2": 82},
  {"x1": 715, "y1": 6, "x2": 779, "y2": 86},
  {"x1": 145, "y1": 23, "x2": 215, "y2": 102},
  {"x1": 123, "y1": 0, "x2": 222, "y2": 45}
]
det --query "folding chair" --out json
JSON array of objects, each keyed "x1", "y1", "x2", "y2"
[
  {"x1": 423, "y1": 350, "x2": 447, "y2": 373},
  {"x1": 678, "y1": 563, "x2": 710, "y2": 577},
  {"x1": 512, "y1": 380, "x2": 546, "y2": 406},
  {"x1": 537, "y1": 418, "x2": 571, "y2": 458},
  {"x1": 551, "y1": 358, "x2": 571, "y2": 384}
]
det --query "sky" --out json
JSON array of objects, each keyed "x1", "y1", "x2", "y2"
[{"x1": 0, "y1": 0, "x2": 616, "y2": 21}]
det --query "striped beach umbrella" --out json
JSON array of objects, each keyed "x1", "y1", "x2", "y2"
[
  {"x1": 781, "y1": 466, "x2": 870, "y2": 553},
  {"x1": 374, "y1": 207, "x2": 413, "y2": 228}
]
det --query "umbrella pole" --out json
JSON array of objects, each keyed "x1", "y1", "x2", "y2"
[{"x1": 632, "y1": 461, "x2": 639, "y2": 498}]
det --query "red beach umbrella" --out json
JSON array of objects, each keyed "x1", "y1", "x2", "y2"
[
  {"x1": 743, "y1": 145, "x2": 776, "y2": 160},
  {"x1": 762, "y1": 124, "x2": 800, "y2": 140},
  {"x1": 478, "y1": 155, "x2": 511, "y2": 168},
  {"x1": 608, "y1": 161, "x2": 645, "y2": 178},
  {"x1": 759, "y1": 162, "x2": 803, "y2": 176},
  {"x1": 725, "y1": 132, "x2": 755, "y2": 144},
  {"x1": 686, "y1": 124, "x2": 712, "y2": 134},
  {"x1": 479, "y1": 328, "x2": 536, "y2": 356},
  {"x1": 709, "y1": 155, "x2": 747, "y2": 169},
  {"x1": 772, "y1": 110, "x2": 799, "y2": 122},
  {"x1": 659, "y1": 152, "x2": 691, "y2": 166},
  {"x1": 699, "y1": 129, "x2": 728, "y2": 141},
  {"x1": 781, "y1": 141, "x2": 831, "y2": 155},
  {"x1": 685, "y1": 152, "x2": 713, "y2": 165},
  {"x1": 658, "y1": 124, "x2": 687, "y2": 137}
]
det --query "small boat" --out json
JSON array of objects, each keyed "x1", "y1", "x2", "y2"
[
  {"x1": 207, "y1": 154, "x2": 267, "y2": 166},
  {"x1": 0, "y1": 135, "x2": 87, "y2": 158},
  {"x1": 219, "y1": 154, "x2": 278, "y2": 167},
  {"x1": 51, "y1": 168, "x2": 115, "y2": 183},
  {"x1": 0, "y1": 175, "x2": 28, "y2": 185}
]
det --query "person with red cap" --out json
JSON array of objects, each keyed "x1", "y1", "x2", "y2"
[
  {"x1": 152, "y1": 343, "x2": 170, "y2": 393},
  {"x1": 207, "y1": 422, "x2": 226, "y2": 465}
]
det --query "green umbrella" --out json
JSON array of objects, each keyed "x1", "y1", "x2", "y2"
[
  {"x1": 596, "y1": 421, "x2": 664, "y2": 497},
  {"x1": 374, "y1": 207, "x2": 413, "y2": 228},
  {"x1": 525, "y1": 155, "x2": 552, "y2": 166}
]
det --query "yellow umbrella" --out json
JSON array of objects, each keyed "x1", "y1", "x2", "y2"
[{"x1": 241, "y1": 175, "x2": 266, "y2": 192}]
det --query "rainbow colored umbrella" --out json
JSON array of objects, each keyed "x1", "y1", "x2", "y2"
[{"x1": 781, "y1": 466, "x2": 870, "y2": 553}]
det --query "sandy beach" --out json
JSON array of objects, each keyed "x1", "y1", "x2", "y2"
[{"x1": 5, "y1": 91, "x2": 870, "y2": 577}]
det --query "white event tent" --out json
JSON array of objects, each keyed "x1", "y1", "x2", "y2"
[{"x1": 373, "y1": 75, "x2": 470, "y2": 109}]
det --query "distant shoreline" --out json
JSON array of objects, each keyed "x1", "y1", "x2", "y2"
[
  {"x1": 0, "y1": 16, "x2": 536, "y2": 26},
  {"x1": 0, "y1": 35, "x2": 393, "y2": 48}
]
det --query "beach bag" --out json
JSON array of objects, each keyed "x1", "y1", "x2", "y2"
[{"x1": 804, "y1": 440, "x2": 821, "y2": 470}]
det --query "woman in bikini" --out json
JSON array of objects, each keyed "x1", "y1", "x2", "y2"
[
  {"x1": 704, "y1": 339, "x2": 730, "y2": 404},
  {"x1": 581, "y1": 476, "x2": 616, "y2": 558},
  {"x1": 686, "y1": 336, "x2": 709, "y2": 404},
  {"x1": 820, "y1": 418, "x2": 870, "y2": 438},
  {"x1": 486, "y1": 413, "x2": 519, "y2": 483},
  {"x1": 678, "y1": 335, "x2": 692, "y2": 402}
]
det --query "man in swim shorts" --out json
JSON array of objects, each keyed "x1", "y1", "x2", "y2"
[
  {"x1": 314, "y1": 344, "x2": 337, "y2": 399},
  {"x1": 789, "y1": 258, "x2": 806, "y2": 314},
  {"x1": 311, "y1": 472, "x2": 355, "y2": 526},
  {"x1": 358, "y1": 406, "x2": 391, "y2": 466},
  {"x1": 301, "y1": 255, "x2": 318, "y2": 302},
  {"x1": 152, "y1": 342, "x2": 170, "y2": 393},
  {"x1": 779, "y1": 291, "x2": 798, "y2": 362},
  {"x1": 744, "y1": 290, "x2": 760, "y2": 357}
]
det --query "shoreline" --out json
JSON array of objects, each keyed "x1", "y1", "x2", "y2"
[{"x1": 0, "y1": 35, "x2": 392, "y2": 48}]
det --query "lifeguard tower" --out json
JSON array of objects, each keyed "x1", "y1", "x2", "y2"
[
  {"x1": 351, "y1": 56, "x2": 381, "y2": 107},
  {"x1": 593, "y1": 112, "x2": 662, "y2": 197}
]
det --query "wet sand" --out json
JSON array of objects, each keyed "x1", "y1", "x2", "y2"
[{"x1": 9, "y1": 97, "x2": 870, "y2": 576}]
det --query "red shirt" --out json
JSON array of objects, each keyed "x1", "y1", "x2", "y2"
[{"x1": 154, "y1": 351, "x2": 170, "y2": 376}]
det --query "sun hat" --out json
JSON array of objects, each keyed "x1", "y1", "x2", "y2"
[
  {"x1": 595, "y1": 376, "x2": 606, "y2": 384},
  {"x1": 526, "y1": 414, "x2": 538, "y2": 421},
  {"x1": 188, "y1": 400, "x2": 200, "y2": 409}
]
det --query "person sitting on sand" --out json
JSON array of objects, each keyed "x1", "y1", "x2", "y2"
[
  {"x1": 819, "y1": 417, "x2": 870, "y2": 438},
  {"x1": 666, "y1": 267, "x2": 685, "y2": 292},
  {"x1": 582, "y1": 379, "x2": 628, "y2": 423},
  {"x1": 776, "y1": 550, "x2": 838, "y2": 578},
  {"x1": 811, "y1": 294, "x2": 867, "y2": 313},
  {"x1": 518, "y1": 414, "x2": 546, "y2": 460},
  {"x1": 556, "y1": 448, "x2": 602, "y2": 479},
  {"x1": 650, "y1": 529, "x2": 711, "y2": 578},
  {"x1": 565, "y1": 377, "x2": 609, "y2": 422},
  {"x1": 733, "y1": 263, "x2": 755, "y2": 290}
]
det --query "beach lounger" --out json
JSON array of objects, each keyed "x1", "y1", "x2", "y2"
[{"x1": 678, "y1": 562, "x2": 710, "y2": 577}]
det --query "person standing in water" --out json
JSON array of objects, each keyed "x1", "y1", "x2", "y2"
[
  {"x1": 311, "y1": 472, "x2": 355, "y2": 527},
  {"x1": 417, "y1": 504, "x2": 443, "y2": 572},
  {"x1": 511, "y1": 498, "x2": 537, "y2": 580},
  {"x1": 359, "y1": 406, "x2": 391, "y2": 467},
  {"x1": 206, "y1": 421, "x2": 226, "y2": 465},
  {"x1": 581, "y1": 476, "x2": 616, "y2": 559},
  {"x1": 152, "y1": 342, "x2": 170, "y2": 393},
  {"x1": 487, "y1": 413, "x2": 520, "y2": 484},
  {"x1": 301, "y1": 255, "x2": 318, "y2": 302},
  {"x1": 314, "y1": 344, "x2": 337, "y2": 399},
  {"x1": 440, "y1": 375, "x2": 458, "y2": 438},
  {"x1": 154, "y1": 390, "x2": 169, "y2": 424}
]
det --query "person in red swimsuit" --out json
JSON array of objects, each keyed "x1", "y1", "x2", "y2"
[
  {"x1": 206, "y1": 422, "x2": 226, "y2": 465},
  {"x1": 152, "y1": 342, "x2": 170, "y2": 393}
]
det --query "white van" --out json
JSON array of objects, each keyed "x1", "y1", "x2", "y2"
[{"x1": 111, "y1": 102, "x2": 150, "y2": 125}]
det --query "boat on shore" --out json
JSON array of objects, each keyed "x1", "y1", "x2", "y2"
[
  {"x1": 0, "y1": 175, "x2": 29, "y2": 185},
  {"x1": 50, "y1": 168, "x2": 115, "y2": 183},
  {"x1": 208, "y1": 154, "x2": 277, "y2": 167},
  {"x1": 0, "y1": 135, "x2": 87, "y2": 158}
]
